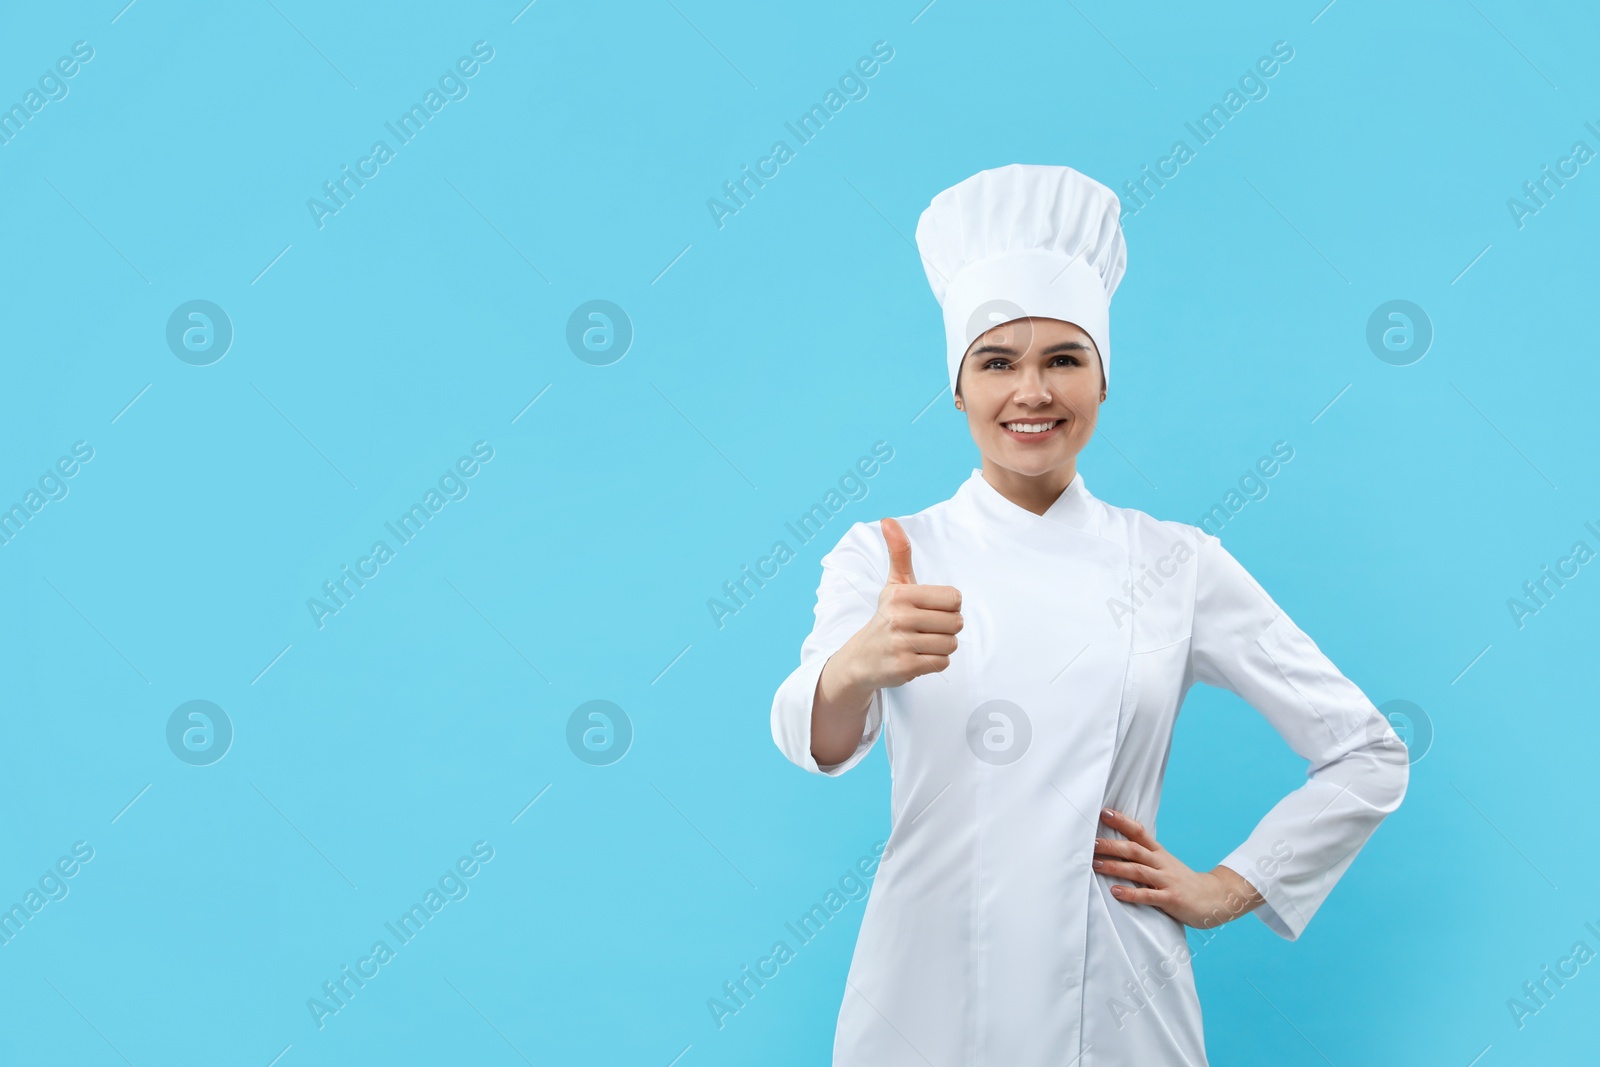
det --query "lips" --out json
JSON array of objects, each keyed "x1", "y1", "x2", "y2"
[{"x1": 1001, "y1": 419, "x2": 1065, "y2": 440}]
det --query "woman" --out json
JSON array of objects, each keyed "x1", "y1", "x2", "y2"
[{"x1": 769, "y1": 164, "x2": 1409, "y2": 1066}]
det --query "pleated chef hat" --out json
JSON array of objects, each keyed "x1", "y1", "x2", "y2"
[{"x1": 914, "y1": 163, "x2": 1127, "y2": 397}]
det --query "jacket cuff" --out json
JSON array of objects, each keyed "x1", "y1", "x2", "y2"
[
  {"x1": 1217, "y1": 842, "x2": 1312, "y2": 942},
  {"x1": 770, "y1": 653, "x2": 884, "y2": 776}
]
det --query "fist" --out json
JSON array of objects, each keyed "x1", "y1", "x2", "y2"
[{"x1": 837, "y1": 517, "x2": 964, "y2": 690}]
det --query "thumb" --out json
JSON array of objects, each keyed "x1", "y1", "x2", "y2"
[{"x1": 880, "y1": 517, "x2": 917, "y2": 585}]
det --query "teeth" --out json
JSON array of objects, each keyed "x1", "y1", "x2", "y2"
[{"x1": 1005, "y1": 421, "x2": 1060, "y2": 433}]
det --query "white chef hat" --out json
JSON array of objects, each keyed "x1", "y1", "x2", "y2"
[{"x1": 914, "y1": 163, "x2": 1127, "y2": 397}]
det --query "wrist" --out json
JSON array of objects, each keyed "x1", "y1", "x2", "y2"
[
  {"x1": 1209, "y1": 863, "x2": 1265, "y2": 922},
  {"x1": 823, "y1": 643, "x2": 874, "y2": 701}
]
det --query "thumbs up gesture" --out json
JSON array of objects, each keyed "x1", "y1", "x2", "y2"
[{"x1": 837, "y1": 517, "x2": 965, "y2": 690}]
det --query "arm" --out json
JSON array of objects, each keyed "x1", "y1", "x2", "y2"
[
  {"x1": 1190, "y1": 530, "x2": 1409, "y2": 941},
  {"x1": 812, "y1": 653, "x2": 880, "y2": 768},
  {"x1": 770, "y1": 522, "x2": 888, "y2": 776}
]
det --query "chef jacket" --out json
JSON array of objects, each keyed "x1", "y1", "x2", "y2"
[{"x1": 770, "y1": 467, "x2": 1409, "y2": 1066}]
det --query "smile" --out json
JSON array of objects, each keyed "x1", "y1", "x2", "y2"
[{"x1": 1001, "y1": 419, "x2": 1064, "y2": 440}]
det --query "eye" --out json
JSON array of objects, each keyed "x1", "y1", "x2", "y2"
[{"x1": 980, "y1": 354, "x2": 1082, "y2": 370}]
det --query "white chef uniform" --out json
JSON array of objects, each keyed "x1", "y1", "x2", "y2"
[{"x1": 768, "y1": 165, "x2": 1409, "y2": 1066}]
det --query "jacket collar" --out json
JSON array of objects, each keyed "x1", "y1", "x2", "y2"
[{"x1": 958, "y1": 466, "x2": 1095, "y2": 533}]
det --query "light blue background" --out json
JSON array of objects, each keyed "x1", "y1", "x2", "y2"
[{"x1": 2, "y1": 1, "x2": 1596, "y2": 1064}]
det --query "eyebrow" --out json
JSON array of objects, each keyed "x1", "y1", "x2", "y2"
[{"x1": 967, "y1": 340, "x2": 1092, "y2": 358}]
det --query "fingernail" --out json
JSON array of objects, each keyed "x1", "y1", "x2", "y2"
[
  {"x1": 1093, "y1": 859, "x2": 1103, "y2": 869},
  {"x1": 1103, "y1": 808, "x2": 1116, "y2": 819}
]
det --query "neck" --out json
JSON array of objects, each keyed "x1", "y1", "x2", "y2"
[{"x1": 980, "y1": 458, "x2": 1076, "y2": 516}]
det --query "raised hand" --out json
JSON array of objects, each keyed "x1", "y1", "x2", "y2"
[
  {"x1": 810, "y1": 518, "x2": 967, "y2": 767},
  {"x1": 835, "y1": 517, "x2": 964, "y2": 691}
]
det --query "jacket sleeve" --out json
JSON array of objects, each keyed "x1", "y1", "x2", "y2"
[
  {"x1": 770, "y1": 520, "x2": 888, "y2": 776},
  {"x1": 1189, "y1": 529, "x2": 1409, "y2": 941}
]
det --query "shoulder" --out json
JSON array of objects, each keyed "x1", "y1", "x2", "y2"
[
  {"x1": 1106, "y1": 501, "x2": 1272, "y2": 605},
  {"x1": 824, "y1": 517, "x2": 882, "y2": 557},
  {"x1": 828, "y1": 485, "x2": 963, "y2": 550},
  {"x1": 821, "y1": 493, "x2": 960, "y2": 578},
  {"x1": 1094, "y1": 500, "x2": 1282, "y2": 613},
  {"x1": 1095, "y1": 498, "x2": 1214, "y2": 569},
  {"x1": 891, "y1": 491, "x2": 965, "y2": 539},
  {"x1": 1095, "y1": 500, "x2": 1287, "y2": 651},
  {"x1": 818, "y1": 518, "x2": 886, "y2": 584}
]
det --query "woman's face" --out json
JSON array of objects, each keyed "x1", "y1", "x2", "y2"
[{"x1": 955, "y1": 316, "x2": 1104, "y2": 480}]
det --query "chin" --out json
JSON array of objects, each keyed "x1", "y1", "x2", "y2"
[{"x1": 994, "y1": 447, "x2": 1070, "y2": 476}]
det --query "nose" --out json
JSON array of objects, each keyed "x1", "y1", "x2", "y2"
[{"x1": 1012, "y1": 363, "x2": 1052, "y2": 405}]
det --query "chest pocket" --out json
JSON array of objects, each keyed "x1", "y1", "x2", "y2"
[
  {"x1": 1131, "y1": 627, "x2": 1191, "y2": 656},
  {"x1": 1113, "y1": 539, "x2": 1196, "y2": 756},
  {"x1": 1125, "y1": 531, "x2": 1197, "y2": 655},
  {"x1": 1124, "y1": 578, "x2": 1193, "y2": 655},
  {"x1": 1126, "y1": 559, "x2": 1190, "y2": 659}
]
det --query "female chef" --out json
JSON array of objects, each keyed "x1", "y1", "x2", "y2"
[{"x1": 769, "y1": 164, "x2": 1409, "y2": 1066}]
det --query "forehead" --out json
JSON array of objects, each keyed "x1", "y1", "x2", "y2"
[{"x1": 965, "y1": 316, "x2": 1093, "y2": 356}]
